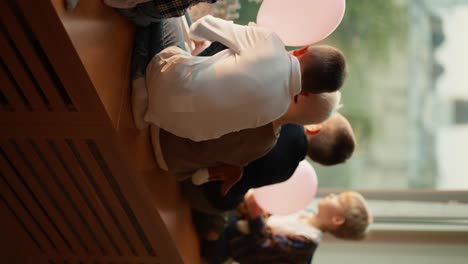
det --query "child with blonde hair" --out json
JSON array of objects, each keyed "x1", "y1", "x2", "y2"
[{"x1": 196, "y1": 191, "x2": 372, "y2": 264}]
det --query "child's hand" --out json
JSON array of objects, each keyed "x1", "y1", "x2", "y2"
[
  {"x1": 235, "y1": 201, "x2": 249, "y2": 218},
  {"x1": 236, "y1": 220, "x2": 250, "y2": 235},
  {"x1": 191, "y1": 40, "x2": 211, "y2": 55},
  {"x1": 244, "y1": 190, "x2": 264, "y2": 219},
  {"x1": 205, "y1": 230, "x2": 220, "y2": 241}
]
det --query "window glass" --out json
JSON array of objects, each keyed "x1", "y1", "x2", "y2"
[{"x1": 191, "y1": 0, "x2": 468, "y2": 190}]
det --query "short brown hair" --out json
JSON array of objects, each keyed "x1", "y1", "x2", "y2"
[
  {"x1": 307, "y1": 113, "x2": 355, "y2": 166},
  {"x1": 329, "y1": 192, "x2": 372, "y2": 240},
  {"x1": 301, "y1": 45, "x2": 347, "y2": 94}
]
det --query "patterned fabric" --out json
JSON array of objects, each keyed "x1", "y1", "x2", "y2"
[
  {"x1": 154, "y1": 0, "x2": 218, "y2": 17},
  {"x1": 106, "y1": 0, "x2": 218, "y2": 26},
  {"x1": 229, "y1": 217, "x2": 318, "y2": 264}
]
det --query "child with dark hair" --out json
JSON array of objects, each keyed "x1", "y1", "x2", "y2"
[
  {"x1": 131, "y1": 14, "x2": 347, "y2": 142},
  {"x1": 185, "y1": 112, "x2": 356, "y2": 213},
  {"x1": 154, "y1": 91, "x2": 343, "y2": 196}
]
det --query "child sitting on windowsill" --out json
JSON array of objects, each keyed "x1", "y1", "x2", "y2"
[{"x1": 194, "y1": 190, "x2": 372, "y2": 264}]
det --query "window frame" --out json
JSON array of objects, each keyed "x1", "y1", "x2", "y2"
[{"x1": 317, "y1": 189, "x2": 468, "y2": 203}]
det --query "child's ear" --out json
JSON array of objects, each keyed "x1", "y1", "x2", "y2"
[
  {"x1": 292, "y1": 46, "x2": 309, "y2": 56},
  {"x1": 305, "y1": 125, "x2": 322, "y2": 136},
  {"x1": 331, "y1": 215, "x2": 345, "y2": 227}
]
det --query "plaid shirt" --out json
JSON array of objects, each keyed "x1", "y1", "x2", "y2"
[
  {"x1": 229, "y1": 217, "x2": 318, "y2": 264},
  {"x1": 154, "y1": 0, "x2": 218, "y2": 17},
  {"x1": 106, "y1": 0, "x2": 218, "y2": 18}
]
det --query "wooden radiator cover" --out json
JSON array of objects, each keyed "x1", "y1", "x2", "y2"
[{"x1": 0, "y1": 1, "x2": 199, "y2": 263}]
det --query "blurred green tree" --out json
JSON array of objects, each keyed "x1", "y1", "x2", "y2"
[{"x1": 234, "y1": 0, "x2": 410, "y2": 188}]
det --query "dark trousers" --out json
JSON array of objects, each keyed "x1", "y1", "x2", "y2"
[
  {"x1": 131, "y1": 18, "x2": 185, "y2": 79},
  {"x1": 193, "y1": 210, "x2": 241, "y2": 264}
]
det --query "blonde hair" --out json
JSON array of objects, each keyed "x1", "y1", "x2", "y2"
[
  {"x1": 305, "y1": 91, "x2": 342, "y2": 125},
  {"x1": 329, "y1": 191, "x2": 373, "y2": 240}
]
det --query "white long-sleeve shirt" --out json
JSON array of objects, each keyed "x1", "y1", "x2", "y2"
[
  {"x1": 266, "y1": 211, "x2": 323, "y2": 243},
  {"x1": 144, "y1": 15, "x2": 301, "y2": 141}
]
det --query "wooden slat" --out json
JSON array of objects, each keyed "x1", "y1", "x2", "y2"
[
  {"x1": 29, "y1": 139, "x2": 102, "y2": 256},
  {"x1": 73, "y1": 140, "x2": 149, "y2": 256},
  {"x1": 0, "y1": 0, "x2": 194, "y2": 262},
  {"x1": 0, "y1": 5, "x2": 67, "y2": 111},
  {"x1": 0, "y1": 112, "x2": 106, "y2": 126},
  {"x1": 0, "y1": 4, "x2": 68, "y2": 111},
  {"x1": 54, "y1": 139, "x2": 129, "y2": 256},
  {"x1": 57, "y1": 139, "x2": 133, "y2": 256},
  {"x1": 48, "y1": 0, "x2": 135, "y2": 126},
  {"x1": 105, "y1": 134, "x2": 191, "y2": 262},
  {"x1": 0, "y1": 144, "x2": 66, "y2": 254},
  {"x1": 0, "y1": 125, "x2": 111, "y2": 142},
  {"x1": 106, "y1": 127, "x2": 195, "y2": 263},
  {"x1": 3, "y1": 143, "x2": 87, "y2": 254},
  {"x1": 47, "y1": 255, "x2": 161, "y2": 263},
  {"x1": 1, "y1": 141, "x2": 84, "y2": 255},
  {"x1": 0, "y1": 174, "x2": 52, "y2": 255},
  {"x1": 0, "y1": 32, "x2": 47, "y2": 111},
  {"x1": 16, "y1": 0, "x2": 110, "y2": 116},
  {"x1": 0, "y1": 195, "x2": 49, "y2": 264},
  {"x1": 0, "y1": 61, "x2": 29, "y2": 112}
]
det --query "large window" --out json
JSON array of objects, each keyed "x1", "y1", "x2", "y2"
[{"x1": 191, "y1": 0, "x2": 468, "y2": 190}]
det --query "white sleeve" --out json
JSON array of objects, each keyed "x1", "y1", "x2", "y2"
[
  {"x1": 189, "y1": 15, "x2": 272, "y2": 54},
  {"x1": 191, "y1": 169, "x2": 210, "y2": 185}
]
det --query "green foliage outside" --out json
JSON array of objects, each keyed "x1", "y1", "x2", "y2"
[{"x1": 235, "y1": 0, "x2": 410, "y2": 187}]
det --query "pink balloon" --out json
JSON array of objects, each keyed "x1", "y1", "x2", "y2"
[
  {"x1": 253, "y1": 160, "x2": 318, "y2": 215},
  {"x1": 256, "y1": 0, "x2": 346, "y2": 46}
]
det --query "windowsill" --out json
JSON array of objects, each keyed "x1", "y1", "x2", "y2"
[{"x1": 370, "y1": 222, "x2": 468, "y2": 232}]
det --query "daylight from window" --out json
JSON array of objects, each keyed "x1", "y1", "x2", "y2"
[{"x1": 191, "y1": 0, "x2": 468, "y2": 190}]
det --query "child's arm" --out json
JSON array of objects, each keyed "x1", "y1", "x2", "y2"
[
  {"x1": 189, "y1": 15, "x2": 273, "y2": 54},
  {"x1": 229, "y1": 215, "x2": 316, "y2": 263},
  {"x1": 244, "y1": 190, "x2": 264, "y2": 219}
]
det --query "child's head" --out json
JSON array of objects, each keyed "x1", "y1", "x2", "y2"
[
  {"x1": 305, "y1": 112, "x2": 355, "y2": 166},
  {"x1": 286, "y1": 90, "x2": 342, "y2": 126},
  {"x1": 293, "y1": 45, "x2": 347, "y2": 94},
  {"x1": 316, "y1": 191, "x2": 372, "y2": 240}
]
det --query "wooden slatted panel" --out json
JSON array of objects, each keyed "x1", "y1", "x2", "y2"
[
  {"x1": 0, "y1": 59, "x2": 30, "y2": 112},
  {"x1": 65, "y1": 139, "x2": 137, "y2": 257},
  {"x1": 0, "y1": 140, "x2": 87, "y2": 255},
  {"x1": 72, "y1": 140, "x2": 150, "y2": 257},
  {"x1": 47, "y1": 256, "x2": 161, "y2": 263},
  {"x1": 0, "y1": 2, "x2": 70, "y2": 112},
  {"x1": 99, "y1": 129, "x2": 191, "y2": 264},
  {"x1": 0, "y1": 0, "x2": 194, "y2": 262},
  {"x1": 52, "y1": 140, "x2": 123, "y2": 256},
  {"x1": 46, "y1": 140, "x2": 132, "y2": 256},
  {"x1": 15, "y1": 0, "x2": 109, "y2": 116},
  {"x1": 0, "y1": 82, "x2": 11, "y2": 111},
  {"x1": 0, "y1": 142, "x2": 66, "y2": 255},
  {"x1": 0, "y1": 173, "x2": 51, "y2": 254},
  {"x1": 1, "y1": 138, "x2": 170, "y2": 263},
  {"x1": 86, "y1": 140, "x2": 157, "y2": 257},
  {"x1": 43, "y1": 0, "x2": 135, "y2": 124},
  {"x1": 0, "y1": 192, "x2": 48, "y2": 264},
  {"x1": 0, "y1": 31, "x2": 47, "y2": 111},
  {"x1": 18, "y1": 139, "x2": 102, "y2": 255}
]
